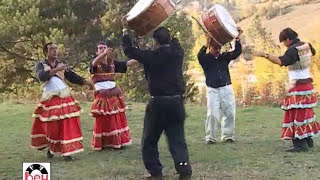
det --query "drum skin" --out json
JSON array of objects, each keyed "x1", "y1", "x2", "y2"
[
  {"x1": 127, "y1": 0, "x2": 175, "y2": 36},
  {"x1": 202, "y1": 6, "x2": 236, "y2": 46}
]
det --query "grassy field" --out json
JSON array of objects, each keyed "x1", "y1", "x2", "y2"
[{"x1": 0, "y1": 102, "x2": 320, "y2": 180}]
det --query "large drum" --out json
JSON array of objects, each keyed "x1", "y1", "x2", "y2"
[
  {"x1": 202, "y1": 4, "x2": 238, "y2": 46},
  {"x1": 126, "y1": 0, "x2": 176, "y2": 36}
]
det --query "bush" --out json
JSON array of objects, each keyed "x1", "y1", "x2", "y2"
[
  {"x1": 265, "y1": 5, "x2": 281, "y2": 19},
  {"x1": 258, "y1": 7, "x2": 268, "y2": 17},
  {"x1": 242, "y1": 5, "x2": 258, "y2": 18}
]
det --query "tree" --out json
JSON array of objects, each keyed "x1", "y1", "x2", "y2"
[
  {"x1": 248, "y1": 16, "x2": 287, "y2": 104},
  {"x1": 0, "y1": 0, "x2": 107, "y2": 94}
]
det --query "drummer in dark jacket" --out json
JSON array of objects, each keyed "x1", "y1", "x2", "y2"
[
  {"x1": 121, "y1": 17, "x2": 192, "y2": 179},
  {"x1": 198, "y1": 29, "x2": 242, "y2": 144}
]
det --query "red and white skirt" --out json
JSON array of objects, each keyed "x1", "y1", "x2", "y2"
[
  {"x1": 91, "y1": 88, "x2": 131, "y2": 150},
  {"x1": 281, "y1": 81, "x2": 320, "y2": 140},
  {"x1": 31, "y1": 95, "x2": 84, "y2": 156}
]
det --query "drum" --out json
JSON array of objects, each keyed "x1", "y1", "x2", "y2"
[
  {"x1": 202, "y1": 4, "x2": 238, "y2": 46},
  {"x1": 126, "y1": 0, "x2": 176, "y2": 36}
]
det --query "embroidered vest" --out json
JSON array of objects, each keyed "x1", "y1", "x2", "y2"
[
  {"x1": 287, "y1": 43, "x2": 312, "y2": 71},
  {"x1": 91, "y1": 61, "x2": 115, "y2": 83},
  {"x1": 41, "y1": 60, "x2": 66, "y2": 85}
]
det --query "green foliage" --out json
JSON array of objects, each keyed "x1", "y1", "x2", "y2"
[
  {"x1": 0, "y1": 0, "x2": 107, "y2": 95},
  {"x1": 265, "y1": 4, "x2": 281, "y2": 20}
]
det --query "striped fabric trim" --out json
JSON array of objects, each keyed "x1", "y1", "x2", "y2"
[
  {"x1": 31, "y1": 135, "x2": 83, "y2": 144},
  {"x1": 282, "y1": 117, "x2": 316, "y2": 128},
  {"x1": 90, "y1": 108, "x2": 127, "y2": 116},
  {"x1": 282, "y1": 132, "x2": 319, "y2": 140},
  {"x1": 32, "y1": 110, "x2": 82, "y2": 122},
  {"x1": 51, "y1": 148, "x2": 84, "y2": 156},
  {"x1": 37, "y1": 101, "x2": 78, "y2": 111},
  {"x1": 92, "y1": 140, "x2": 132, "y2": 149},
  {"x1": 281, "y1": 102, "x2": 318, "y2": 110},
  {"x1": 92, "y1": 126, "x2": 129, "y2": 137},
  {"x1": 286, "y1": 90, "x2": 314, "y2": 96}
]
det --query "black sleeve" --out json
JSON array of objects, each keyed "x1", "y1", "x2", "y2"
[
  {"x1": 114, "y1": 60, "x2": 127, "y2": 73},
  {"x1": 89, "y1": 60, "x2": 95, "y2": 74},
  {"x1": 170, "y1": 38, "x2": 184, "y2": 57},
  {"x1": 197, "y1": 46, "x2": 208, "y2": 63},
  {"x1": 224, "y1": 41, "x2": 242, "y2": 61},
  {"x1": 64, "y1": 69, "x2": 85, "y2": 85},
  {"x1": 35, "y1": 62, "x2": 50, "y2": 82},
  {"x1": 309, "y1": 43, "x2": 316, "y2": 56},
  {"x1": 279, "y1": 47, "x2": 299, "y2": 66},
  {"x1": 122, "y1": 35, "x2": 156, "y2": 64}
]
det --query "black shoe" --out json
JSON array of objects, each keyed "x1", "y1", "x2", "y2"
[
  {"x1": 285, "y1": 146, "x2": 308, "y2": 152},
  {"x1": 63, "y1": 156, "x2": 72, "y2": 161},
  {"x1": 46, "y1": 150, "x2": 54, "y2": 159},
  {"x1": 307, "y1": 138, "x2": 314, "y2": 148},
  {"x1": 224, "y1": 139, "x2": 235, "y2": 143},
  {"x1": 206, "y1": 140, "x2": 216, "y2": 144}
]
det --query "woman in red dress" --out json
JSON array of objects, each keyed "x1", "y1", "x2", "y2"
[{"x1": 90, "y1": 42, "x2": 137, "y2": 150}]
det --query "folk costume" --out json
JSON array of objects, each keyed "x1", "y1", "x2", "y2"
[
  {"x1": 280, "y1": 39, "x2": 320, "y2": 150},
  {"x1": 90, "y1": 59, "x2": 131, "y2": 150},
  {"x1": 31, "y1": 60, "x2": 85, "y2": 157}
]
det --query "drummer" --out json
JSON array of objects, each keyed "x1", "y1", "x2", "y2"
[
  {"x1": 121, "y1": 17, "x2": 192, "y2": 179},
  {"x1": 197, "y1": 28, "x2": 242, "y2": 144}
]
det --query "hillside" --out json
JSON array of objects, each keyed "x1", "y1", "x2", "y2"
[{"x1": 238, "y1": 0, "x2": 320, "y2": 43}]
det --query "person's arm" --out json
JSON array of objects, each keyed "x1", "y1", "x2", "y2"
[
  {"x1": 309, "y1": 43, "x2": 316, "y2": 56},
  {"x1": 253, "y1": 51, "x2": 283, "y2": 65},
  {"x1": 197, "y1": 46, "x2": 208, "y2": 63},
  {"x1": 121, "y1": 15, "x2": 156, "y2": 64},
  {"x1": 35, "y1": 62, "x2": 67, "y2": 82},
  {"x1": 114, "y1": 60, "x2": 128, "y2": 73},
  {"x1": 122, "y1": 35, "x2": 156, "y2": 64},
  {"x1": 126, "y1": 59, "x2": 139, "y2": 67},
  {"x1": 254, "y1": 47, "x2": 298, "y2": 66},
  {"x1": 64, "y1": 69, "x2": 85, "y2": 85},
  {"x1": 89, "y1": 60, "x2": 95, "y2": 74},
  {"x1": 64, "y1": 69, "x2": 95, "y2": 89},
  {"x1": 224, "y1": 40, "x2": 242, "y2": 61},
  {"x1": 91, "y1": 48, "x2": 113, "y2": 67}
]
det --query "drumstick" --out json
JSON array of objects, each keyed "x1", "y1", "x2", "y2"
[
  {"x1": 191, "y1": 16, "x2": 208, "y2": 34},
  {"x1": 191, "y1": 16, "x2": 222, "y2": 46}
]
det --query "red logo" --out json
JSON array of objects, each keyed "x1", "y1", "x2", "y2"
[{"x1": 23, "y1": 163, "x2": 50, "y2": 180}]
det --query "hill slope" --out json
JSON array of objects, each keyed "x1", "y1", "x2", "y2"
[{"x1": 238, "y1": 0, "x2": 320, "y2": 43}]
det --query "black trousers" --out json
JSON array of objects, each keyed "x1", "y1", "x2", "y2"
[{"x1": 142, "y1": 96, "x2": 192, "y2": 177}]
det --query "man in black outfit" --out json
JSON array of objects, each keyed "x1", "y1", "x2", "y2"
[
  {"x1": 121, "y1": 17, "x2": 192, "y2": 179},
  {"x1": 198, "y1": 30, "x2": 242, "y2": 144}
]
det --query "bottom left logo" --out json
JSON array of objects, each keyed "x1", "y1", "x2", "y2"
[{"x1": 23, "y1": 162, "x2": 50, "y2": 180}]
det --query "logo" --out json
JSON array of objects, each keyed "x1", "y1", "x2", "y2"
[{"x1": 23, "y1": 163, "x2": 50, "y2": 180}]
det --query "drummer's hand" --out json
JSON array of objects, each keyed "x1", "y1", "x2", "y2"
[
  {"x1": 205, "y1": 33, "x2": 212, "y2": 47},
  {"x1": 236, "y1": 27, "x2": 243, "y2": 38},
  {"x1": 126, "y1": 59, "x2": 139, "y2": 67},
  {"x1": 122, "y1": 15, "x2": 129, "y2": 29}
]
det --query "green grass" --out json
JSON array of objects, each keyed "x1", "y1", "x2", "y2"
[{"x1": 0, "y1": 102, "x2": 320, "y2": 180}]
